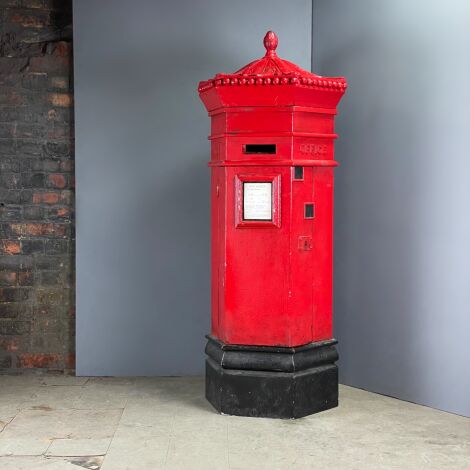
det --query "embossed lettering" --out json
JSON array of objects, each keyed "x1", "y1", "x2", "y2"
[{"x1": 299, "y1": 143, "x2": 327, "y2": 155}]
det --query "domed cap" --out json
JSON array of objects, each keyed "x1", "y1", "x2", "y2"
[{"x1": 198, "y1": 31, "x2": 347, "y2": 93}]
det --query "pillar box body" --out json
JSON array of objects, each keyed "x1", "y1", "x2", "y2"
[{"x1": 198, "y1": 32, "x2": 347, "y2": 418}]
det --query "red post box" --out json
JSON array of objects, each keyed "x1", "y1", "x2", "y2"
[{"x1": 198, "y1": 31, "x2": 347, "y2": 418}]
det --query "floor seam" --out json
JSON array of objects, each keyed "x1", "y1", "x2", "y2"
[
  {"x1": 99, "y1": 387, "x2": 130, "y2": 469},
  {"x1": 162, "y1": 408, "x2": 176, "y2": 469},
  {"x1": 43, "y1": 438, "x2": 54, "y2": 456},
  {"x1": 0, "y1": 412, "x2": 20, "y2": 433}
]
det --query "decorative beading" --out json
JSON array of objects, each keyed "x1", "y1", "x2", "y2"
[
  {"x1": 198, "y1": 76, "x2": 347, "y2": 93},
  {"x1": 198, "y1": 31, "x2": 347, "y2": 94}
]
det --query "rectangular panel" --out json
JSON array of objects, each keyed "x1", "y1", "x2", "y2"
[
  {"x1": 224, "y1": 167, "x2": 290, "y2": 345},
  {"x1": 316, "y1": 0, "x2": 470, "y2": 417},
  {"x1": 243, "y1": 182, "x2": 272, "y2": 220},
  {"x1": 234, "y1": 174, "x2": 281, "y2": 228},
  {"x1": 74, "y1": 0, "x2": 312, "y2": 375}
]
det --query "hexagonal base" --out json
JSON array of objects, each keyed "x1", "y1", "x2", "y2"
[{"x1": 205, "y1": 338, "x2": 338, "y2": 419}]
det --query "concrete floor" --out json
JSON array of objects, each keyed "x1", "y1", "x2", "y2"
[{"x1": 0, "y1": 376, "x2": 468, "y2": 470}]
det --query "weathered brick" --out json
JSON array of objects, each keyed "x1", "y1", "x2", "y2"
[
  {"x1": 32, "y1": 191, "x2": 59, "y2": 204},
  {"x1": 23, "y1": 92, "x2": 48, "y2": 107},
  {"x1": 0, "y1": 205, "x2": 22, "y2": 221},
  {"x1": 15, "y1": 108, "x2": 43, "y2": 124},
  {"x1": 31, "y1": 332, "x2": 65, "y2": 352},
  {"x1": 0, "y1": 124, "x2": 16, "y2": 139},
  {"x1": 32, "y1": 304, "x2": 64, "y2": 317},
  {"x1": 59, "y1": 160, "x2": 73, "y2": 172},
  {"x1": 0, "y1": 108, "x2": 20, "y2": 122},
  {"x1": 35, "y1": 255, "x2": 64, "y2": 270},
  {"x1": 0, "y1": 75, "x2": 17, "y2": 88},
  {"x1": 43, "y1": 140, "x2": 72, "y2": 158},
  {"x1": 48, "y1": 123, "x2": 72, "y2": 139},
  {"x1": 0, "y1": 287, "x2": 30, "y2": 302},
  {"x1": 46, "y1": 107, "x2": 72, "y2": 123},
  {"x1": 0, "y1": 224, "x2": 9, "y2": 238},
  {"x1": 40, "y1": 270, "x2": 62, "y2": 285},
  {"x1": 6, "y1": 8, "x2": 50, "y2": 29},
  {"x1": 18, "y1": 270, "x2": 34, "y2": 286},
  {"x1": 18, "y1": 353, "x2": 62, "y2": 368},
  {"x1": 50, "y1": 41, "x2": 71, "y2": 57},
  {"x1": 16, "y1": 123, "x2": 46, "y2": 139},
  {"x1": 0, "y1": 255, "x2": 33, "y2": 270},
  {"x1": 0, "y1": 139, "x2": 16, "y2": 154},
  {"x1": 0, "y1": 270, "x2": 17, "y2": 286},
  {"x1": 22, "y1": 172, "x2": 45, "y2": 188},
  {"x1": 0, "y1": 336, "x2": 20, "y2": 352},
  {"x1": 23, "y1": 204, "x2": 44, "y2": 219},
  {"x1": 35, "y1": 288, "x2": 64, "y2": 304},
  {"x1": 44, "y1": 238, "x2": 67, "y2": 254},
  {"x1": 5, "y1": 222, "x2": 66, "y2": 237},
  {"x1": 21, "y1": 190, "x2": 33, "y2": 203},
  {"x1": 0, "y1": 172, "x2": 22, "y2": 189},
  {"x1": 59, "y1": 190, "x2": 73, "y2": 204},
  {"x1": 49, "y1": 76, "x2": 69, "y2": 89},
  {"x1": 15, "y1": 303, "x2": 33, "y2": 320},
  {"x1": 0, "y1": 320, "x2": 30, "y2": 336},
  {"x1": 0, "y1": 355, "x2": 13, "y2": 369},
  {"x1": 0, "y1": 189, "x2": 22, "y2": 204},
  {"x1": 46, "y1": 206, "x2": 70, "y2": 221},
  {"x1": 21, "y1": 0, "x2": 45, "y2": 9},
  {"x1": 22, "y1": 72, "x2": 48, "y2": 89},
  {"x1": 21, "y1": 239, "x2": 44, "y2": 254},
  {"x1": 49, "y1": 92, "x2": 72, "y2": 107},
  {"x1": 0, "y1": 90, "x2": 23, "y2": 106},
  {"x1": 0, "y1": 288, "x2": 17, "y2": 302},
  {"x1": 0, "y1": 240, "x2": 21, "y2": 255},
  {"x1": 0, "y1": 158, "x2": 21, "y2": 172},
  {"x1": 16, "y1": 139, "x2": 42, "y2": 156},
  {"x1": 29, "y1": 55, "x2": 71, "y2": 74},
  {"x1": 46, "y1": 173, "x2": 66, "y2": 189},
  {"x1": 65, "y1": 353, "x2": 75, "y2": 369},
  {"x1": 35, "y1": 159, "x2": 60, "y2": 172},
  {"x1": 5, "y1": 222, "x2": 36, "y2": 236},
  {"x1": 0, "y1": 1, "x2": 18, "y2": 9},
  {"x1": 0, "y1": 303, "x2": 20, "y2": 318}
]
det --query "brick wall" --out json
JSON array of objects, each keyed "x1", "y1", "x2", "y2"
[{"x1": 0, "y1": 0, "x2": 75, "y2": 372}]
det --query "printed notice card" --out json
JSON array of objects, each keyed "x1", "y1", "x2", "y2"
[{"x1": 243, "y1": 182, "x2": 272, "y2": 220}]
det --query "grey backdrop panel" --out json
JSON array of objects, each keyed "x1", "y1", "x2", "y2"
[
  {"x1": 74, "y1": 0, "x2": 312, "y2": 375},
  {"x1": 314, "y1": 0, "x2": 470, "y2": 416}
]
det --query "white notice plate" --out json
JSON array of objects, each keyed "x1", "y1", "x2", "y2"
[{"x1": 243, "y1": 182, "x2": 272, "y2": 220}]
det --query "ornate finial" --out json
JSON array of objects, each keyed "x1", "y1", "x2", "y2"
[{"x1": 263, "y1": 31, "x2": 278, "y2": 57}]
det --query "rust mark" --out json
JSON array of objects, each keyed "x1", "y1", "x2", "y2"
[
  {"x1": 31, "y1": 405, "x2": 53, "y2": 411},
  {"x1": 69, "y1": 456, "x2": 104, "y2": 469}
]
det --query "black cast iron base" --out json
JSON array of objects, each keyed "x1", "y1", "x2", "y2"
[{"x1": 205, "y1": 336, "x2": 339, "y2": 419}]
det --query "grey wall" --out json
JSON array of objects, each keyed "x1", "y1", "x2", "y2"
[
  {"x1": 74, "y1": 0, "x2": 312, "y2": 375},
  {"x1": 314, "y1": 0, "x2": 470, "y2": 416}
]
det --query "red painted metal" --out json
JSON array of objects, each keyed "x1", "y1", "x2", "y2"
[{"x1": 199, "y1": 31, "x2": 347, "y2": 347}]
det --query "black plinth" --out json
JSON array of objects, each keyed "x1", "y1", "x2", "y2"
[{"x1": 205, "y1": 336, "x2": 339, "y2": 419}]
